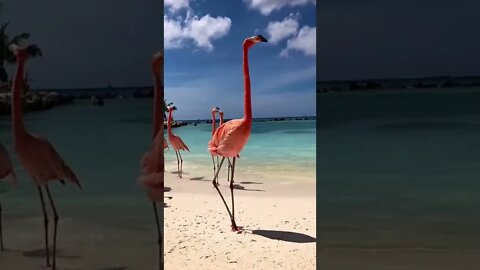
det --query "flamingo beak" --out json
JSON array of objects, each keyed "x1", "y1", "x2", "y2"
[{"x1": 257, "y1": 35, "x2": 268, "y2": 43}]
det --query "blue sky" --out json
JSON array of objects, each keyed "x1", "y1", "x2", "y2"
[{"x1": 164, "y1": 0, "x2": 316, "y2": 120}]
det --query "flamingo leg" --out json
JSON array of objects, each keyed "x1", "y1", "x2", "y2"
[
  {"x1": 211, "y1": 155, "x2": 217, "y2": 183},
  {"x1": 38, "y1": 186, "x2": 50, "y2": 267},
  {"x1": 174, "y1": 151, "x2": 180, "y2": 178},
  {"x1": 0, "y1": 197, "x2": 3, "y2": 251},
  {"x1": 217, "y1": 156, "x2": 220, "y2": 185},
  {"x1": 212, "y1": 157, "x2": 237, "y2": 229},
  {"x1": 216, "y1": 156, "x2": 220, "y2": 184},
  {"x1": 45, "y1": 185, "x2": 59, "y2": 270},
  {"x1": 229, "y1": 158, "x2": 238, "y2": 231},
  {"x1": 178, "y1": 151, "x2": 183, "y2": 178},
  {"x1": 152, "y1": 201, "x2": 162, "y2": 270},
  {"x1": 227, "y1": 157, "x2": 232, "y2": 183}
]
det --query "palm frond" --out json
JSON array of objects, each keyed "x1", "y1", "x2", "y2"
[{"x1": 0, "y1": 21, "x2": 10, "y2": 34}]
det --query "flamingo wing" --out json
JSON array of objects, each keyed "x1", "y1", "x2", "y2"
[
  {"x1": 0, "y1": 144, "x2": 16, "y2": 184},
  {"x1": 33, "y1": 135, "x2": 81, "y2": 188},
  {"x1": 210, "y1": 119, "x2": 249, "y2": 157},
  {"x1": 164, "y1": 137, "x2": 169, "y2": 149},
  {"x1": 141, "y1": 134, "x2": 164, "y2": 174},
  {"x1": 177, "y1": 136, "x2": 189, "y2": 152}
]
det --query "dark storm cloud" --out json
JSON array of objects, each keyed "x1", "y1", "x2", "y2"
[
  {"x1": 1, "y1": 0, "x2": 163, "y2": 88},
  {"x1": 317, "y1": 0, "x2": 480, "y2": 80}
]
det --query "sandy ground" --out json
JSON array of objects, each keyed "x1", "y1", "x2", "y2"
[
  {"x1": 163, "y1": 161, "x2": 317, "y2": 270},
  {"x1": 0, "y1": 216, "x2": 162, "y2": 269},
  {"x1": 0, "y1": 192, "x2": 163, "y2": 270},
  {"x1": 320, "y1": 249, "x2": 480, "y2": 270}
]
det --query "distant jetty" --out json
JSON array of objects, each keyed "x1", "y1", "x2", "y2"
[
  {"x1": 180, "y1": 116, "x2": 316, "y2": 127},
  {"x1": 164, "y1": 120, "x2": 187, "y2": 128},
  {"x1": 317, "y1": 75, "x2": 480, "y2": 93},
  {"x1": 0, "y1": 91, "x2": 74, "y2": 116}
]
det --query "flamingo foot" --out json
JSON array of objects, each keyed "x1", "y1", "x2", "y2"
[{"x1": 231, "y1": 225, "x2": 243, "y2": 233}]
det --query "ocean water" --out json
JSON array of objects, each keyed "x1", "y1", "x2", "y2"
[
  {"x1": 318, "y1": 88, "x2": 480, "y2": 250},
  {"x1": 165, "y1": 119, "x2": 316, "y2": 182},
  {"x1": 0, "y1": 99, "x2": 316, "y2": 226},
  {"x1": 0, "y1": 99, "x2": 159, "y2": 231}
]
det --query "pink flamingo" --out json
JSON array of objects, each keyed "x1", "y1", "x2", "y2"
[
  {"x1": 10, "y1": 44, "x2": 81, "y2": 269},
  {"x1": 139, "y1": 51, "x2": 164, "y2": 269},
  {"x1": 167, "y1": 106, "x2": 189, "y2": 178},
  {"x1": 210, "y1": 107, "x2": 220, "y2": 183},
  {"x1": 0, "y1": 143, "x2": 16, "y2": 251},
  {"x1": 208, "y1": 35, "x2": 267, "y2": 231}
]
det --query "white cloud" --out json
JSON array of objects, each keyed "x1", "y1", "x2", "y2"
[
  {"x1": 243, "y1": 0, "x2": 316, "y2": 15},
  {"x1": 266, "y1": 13, "x2": 299, "y2": 44},
  {"x1": 281, "y1": 26, "x2": 316, "y2": 57},
  {"x1": 186, "y1": 14, "x2": 232, "y2": 51},
  {"x1": 164, "y1": 15, "x2": 184, "y2": 49},
  {"x1": 165, "y1": 0, "x2": 189, "y2": 13},
  {"x1": 164, "y1": 9, "x2": 232, "y2": 51}
]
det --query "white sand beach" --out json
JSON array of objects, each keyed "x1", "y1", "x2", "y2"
[{"x1": 163, "y1": 159, "x2": 317, "y2": 270}]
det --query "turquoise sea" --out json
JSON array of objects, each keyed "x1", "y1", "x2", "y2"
[
  {"x1": 318, "y1": 88, "x2": 480, "y2": 251},
  {"x1": 164, "y1": 119, "x2": 316, "y2": 181},
  {"x1": 0, "y1": 98, "x2": 316, "y2": 228}
]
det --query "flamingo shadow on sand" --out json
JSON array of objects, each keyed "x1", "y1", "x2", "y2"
[
  {"x1": 232, "y1": 184, "x2": 264, "y2": 192},
  {"x1": 190, "y1": 176, "x2": 209, "y2": 181},
  {"x1": 250, "y1": 229, "x2": 316, "y2": 243},
  {"x1": 164, "y1": 190, "x2": 173, "y2": 208},
  {"x1": 96, "y1": 267, "x2": 128, "y2": 270},
  {"x1": 239, "y1": 181, "x2": 263, "y2": 185},
  {"x1": 21, "y1": 248, "x2": 81, "y2": 259}
]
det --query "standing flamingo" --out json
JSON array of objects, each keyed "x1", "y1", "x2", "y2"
[
  {"x1": 10, "y1": 44, "x2": 81, "y2": 270},
  {"x1": 208, "y1": 35, "x2": 267, "y2": 231},
  {"x1": 167, "y1": 106, "x2": 189, "y2": 178},
  {"x1": 210, "y1": 107, "x2": 220, "y2": 183},
  {"x1": 139, "y1": 51, "x2": 164, "y2": 270},
  {"x1": 0, "y1": 143, "x2": 16, "y2": 251}
]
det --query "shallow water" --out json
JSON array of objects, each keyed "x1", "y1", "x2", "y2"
[
  {"x1": 0, "y1": 98, "x2": 316, "y2": 225},
  {"x1": 165, "y1": 119, "x2": 316, "y2": 182},
  {"x1": 318, "y1": 88, "x2": 480, "y2": 250}
]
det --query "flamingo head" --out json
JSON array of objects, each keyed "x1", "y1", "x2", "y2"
[
  {"x1": 211, "y1": 107, "x2": 220, "y2": 113},
  {"x1": 8, "y1": 34, "x2": 42, "y2": 61},
  {"x1": 244, "y1": 35, "x2": 268, "y2": 47},
  {"x1": 152, "y1": 51, "x2": 163, "y2": 75},
  {"x1": 167, "y1": 105, "x2": 178, "y2": 112}
]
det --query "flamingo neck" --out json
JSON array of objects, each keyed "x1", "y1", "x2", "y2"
[
  {"x1": 211, "y1": 111, "x2": 217, "y2": 136},
  {"x1": 12, "y1": 58, "x2": 27, "y2": 140},
  {"x1": 243, "y1": 45, "x2": 252, "y2": 121},
  {"x1": 167, "y1": 109, "x2": 173, "y2": 136},
  {"x1": 152, "y1": 72, "x2": 163, "y2": 140},
  {"x1": 220, "y1": 114, "x2": 224, "y2": 125}
]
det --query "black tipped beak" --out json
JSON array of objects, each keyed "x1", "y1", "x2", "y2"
[{"x1": 258, "y1": 35, "x2": 268, "y2": 43}]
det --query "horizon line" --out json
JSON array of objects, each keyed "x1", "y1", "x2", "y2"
[
  {"x1": 177, "y1": 115, "x2": 317, "y2": 121},
  {"x1": 318, "y1": 74, "x2": 480, "y2": 83}
]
